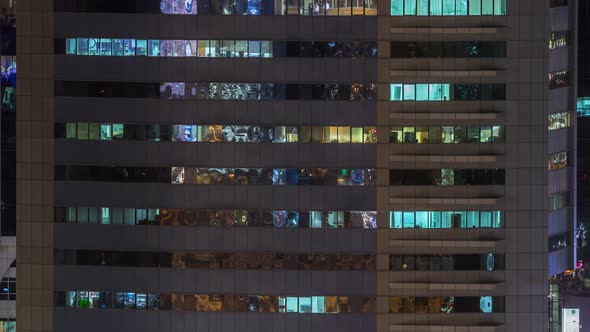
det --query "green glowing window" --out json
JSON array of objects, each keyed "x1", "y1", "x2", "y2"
[
  {"x1": 404, "y1": 0, "x2": 417, "y2": 14},
  {"x1": 417, "y1": 0, "x2": 429, "y2": 14},
  {"x1": 430, "y1": 0, "x2": 442, "y2": 15},
  {"x1": 442, "y1": 0, "x2": 455, "y2": 15},
  {"x1": 391, "y1": 0, "x2": 403, "y2": 15},
  {"x1": 66, "y1": 38, "x2": 76, "y2": 55}
]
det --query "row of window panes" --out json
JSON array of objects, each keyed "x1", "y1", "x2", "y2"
[
  {"x1": 57, "y1": 250, "x2": 377, "y2": 271},
  {"x1": 58, "y1": 291, "x2": 373, "y2": 313},
  {"x1": 390, "y1": 254, "x2": 504, "y2": 271},
  {"x1": 548, "y1": 152, "x2": 568, "y2": 171},
  {"x1": 577, "y1": 97, "x2": 590, "y2": 117},
  {"x1": 55, "y1": 81, "x2": 377, "y2": 101},
  {"x1": 58, "y1": 123, "x2": 378, "y2": 143},
  {"x1": 55, "y1": 0, "x2": 379, "y2": 15},
  {"x1": 56, "y1": 207, "x2": 378, "y2": 229},
  {"x1": 389, "y1": 296, "x2": 503, "y2": 313},
  {"x1": 67, "y1": 38, "x2": 272, "y2": 57},
  {"x1": 390, "y1": 126, "x2": 504, "y2": 144},
  {"x1": 390, "y1": 169, "x2": 505, "y2": 186},
  {"x1": 548, "y1": 112, "x2": 570, "y2": 131},
  {"x1": 63, "y1": 38, "x2": 377, "y2": 58},
  {"x1": 391, "y1": 41, "x2": 506, "y2": 58},
  {"x1": 390, "y1": 211, "x2": 503, "y2": 229},
  {"x1": 549, "y1": 31, "x2": 569, "y2": 49},
  {"x1": 391, "y1": 0, "x2": 506, "y2": 16},
  {"x1": 390, "y1": 83, "x2": 506, "y2": 101},
  {"x1": 56, "y1": 166, "x2": 377, "y2": 186},
  {"x1": 549, "y1": 71, "x2": 570, "y2": 89}
]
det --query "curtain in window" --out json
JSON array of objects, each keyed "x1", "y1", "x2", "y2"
[
  {"x1": 417, "y1": 0, "x2": 428, "y2": 14},
  {"x1": 442, "y1": 0, "x2": 455, "y2": 15},
  {"x1": 404, "y1": 0, "x2": 416, "y2": 14},
  {"x1": 456, "y1": 0, "x2": 467, "y2": 14},
  {"x1": 468, "y1": 0, "x2": 480, "y2": 15},
  {"x1": 481, "y1": 0, "x2": 493, "y2": 14},
  {"x1": 430, "y1": 0, "x2": 442, "y2": 15}
]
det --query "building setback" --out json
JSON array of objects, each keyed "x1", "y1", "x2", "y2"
[{"x1": 16, "y1": 0, "x2": 576, "y2": 331}]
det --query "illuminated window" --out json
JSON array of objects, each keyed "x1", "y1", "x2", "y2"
[
  {"x1": 390, "y1": 210, "x2": 503, "y2": 229},
  {"x1": 391, "y1": 0, "x2": 505, "y2": 16},
  {"x1": 548, "y1": 112, "x2": 570, "y2": 131},
  {"x1": 549, "y1": 71, "x2": 570, "y2": 89},
  {"x1": 549, "y1": 31, "x2": 569, "y2": 49},
  {"x1": 548, "y1": 152, "x2": 568, "y2": 171},
  {"x1": 390, "y1": 83, "x2": 450, "y2": 101}
]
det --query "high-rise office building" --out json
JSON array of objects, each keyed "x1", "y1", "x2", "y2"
[
  {"x1": 17, "y1": 0, "x2": 576, "y2": 331},
  {"x1": 0, "y1": 1, "x2": 16, "y2": 331}
]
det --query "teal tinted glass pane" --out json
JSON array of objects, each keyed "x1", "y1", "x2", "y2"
[
  {"x1": 468, "y1": 0, "x2": 481, "y2": 15},
  {"x1": 403, "y1": 84, "x2": 415, "y2": 100},
  {"x1": 456, "y1": 0, "x2": 467, "y2": 14},
  {"x1": 391, "y1": 84, "x2": 403, "y2": 100},
  {"x1": 148, "y1": 40, "x2": 161, "y2": 56},
  {"x1": 404, "y1": 0, "x2": 416, "y2": 14},
  {"x1": 124, "y1": 208, "x2": 135, "y2": 225},
  {"x1": 66, "y1": 207, "x2": 76, "y2": 222},
  {"x1": 101, "y1": 207, "x2": 111, "y2": 224},
  {"x1": 124, "y1": 39, "x2": 136, "y2": 56},
  {"x1": 77, "y1": 207, "x2": 88, "y2": 223},
  {"x1": 88, "y1": 38, "x2": 99, "y2": 55},
  {"x1": 136, "y1": 40, "x2": 148, "y2": 56},
  {"x1": 466, "y1": 211, "x2": 479, "y2": 227},
  {"x1": 100, "y1": 38, "x2": 112, "y2": 55},
  {"x1": 451, "y1": 211, "x2": 466, "y2": 227},
  {"x1": 430, "y1": 0, "x2": 442, "y2": 15},
  {"x1": 112, "y1": 208, "x2": 124, "y2": 224},
  {"x1": 88, "y1": 208, "x2": 99, "y2": 224},
  {"x1": 429, "y1": 84, "x2": 443, "y2": 100},
  {"x1": 312, "y1": 297, "x2": 325, "y2": 313},
  {"x1": 66, "y1": 39, "x2": 76, "y2": 54},
  {"x1": 429, "y1": 211, "x2": 441, "y2": 228},
  {"x1": 76, "y1": 38, "x2": 89, "y2": 55},
  {"x1": 286, "y1": 297, "x2": 298, "y2": 312},
  {"x1": 113, "y1": 39, "x2": 125, "y2": 56},
  {"x1": 442, "y1": 84, "x2": 450, "y2": 100},
  {"x1": 493, "y1": 211, "x2": 504, "y2": 227},
  {"x1": 100, "y1": 124, "x2": 112, "y2": 140},
  {"x1": 442, "y1": 0, "x2": 455, "y2": 15},
  {"x1": 417, "y1": 0, "x2": 429, "y2": 14},
  {"x1": 391, "y1": 211, "x2": 403, "y2": 228},
  {"x1": 480, "y1": 211, "x2": 492, "y2": 227},
  {"x1": 481, "y1": 0, "x2": 492, "y2": 14},
  {"x1": 299, "y1": 297, "x2": 312, "y2": 313},
  {"x1": 112, "y1": 124, "x2": 124, "y2": 139},
  {"x1": 415, "y1": 211, "x2": 429, "y2": 228},
  {"x1": 402, "y1": 211, "x2": 415, "y2": 228},
  {"x1": 493, "y1": 0, "x2": 505, "y2": 14},
  {"x1": 441, "y1": 211, "x2": 452, "y2": 228},
  {"x1": 416, "y1": 84, "x2": 429, "y2": 100},
  {"x1": 391, "y1": 0, "x2": 403, "y2": 15}
]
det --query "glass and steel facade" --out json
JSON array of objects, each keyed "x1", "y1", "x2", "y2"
[{"x1": 13, "y1": 0, "x2": 578, "y2": 331}]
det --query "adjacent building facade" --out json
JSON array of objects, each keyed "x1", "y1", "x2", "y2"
[{"x1": 17, "y1": 0, "x2": 577, "y2": 331}]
